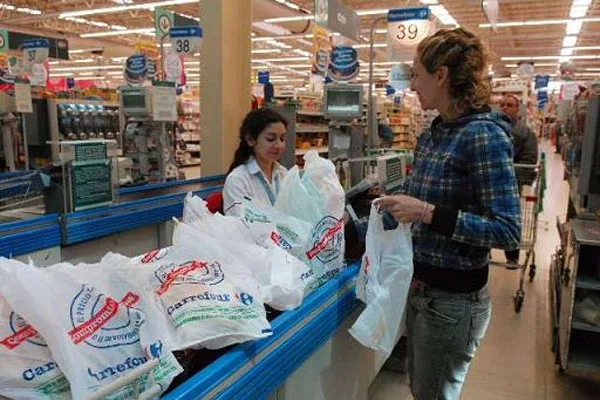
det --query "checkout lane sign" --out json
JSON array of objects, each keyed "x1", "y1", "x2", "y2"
[
  {"x1": 387, "y1": 7, "x2": 434, "y2": 62},
  {"x1": 170, "y1": 26, "x2": 202, "y2": 56},
  {"x1": 21, "y1": 39, "x2": 50, "y2": 65}
]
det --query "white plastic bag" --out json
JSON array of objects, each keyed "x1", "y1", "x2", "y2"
[
  {"x1": 349, "y1": 203, "x2": 413, "y2": 357},
  {"x1": 0, "y1": 258, "x2": 182, "y2": 400},
  {"x1": 275, "y1": 151, "x2": 346, "y2": 289},
  {"x1": 183, "y1": 194, "x2": 312, "y2": 310},
  {"x1": 134, "y1": 223, "x2": 272, "y2": 350},
  {"x1": 0, "y1": 290, "x2": 70, "y2": 400}
]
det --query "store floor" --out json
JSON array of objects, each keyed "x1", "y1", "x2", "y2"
[{"x1": 369, "y1": 141, "x2": 600, "y2": 400}]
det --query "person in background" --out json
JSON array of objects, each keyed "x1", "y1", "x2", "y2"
[
  {"x1": 222, "y1": 108, "x2": 288, "y2": 216},
  {"x1": 500, "y1": 93, "x2": 538, "y2": 266},
  {"x1": 378, "y1": 116, "x2": 395, "y2": 148},
  {"x1": 376, "y1": 27, "x2": 521, "y2": 400}
]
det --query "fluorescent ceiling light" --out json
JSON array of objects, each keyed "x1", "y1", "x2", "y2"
[
  {"x1": 81, "y1": 28, "x2": 155, "y2": 38},
  {"x1": 570, "y1": 6, "x2": 589, "y2": 19},
  {"x1": 585, "y1": 67, "x2": 600, "y2": 71},
  {"x1": 561, "y1": 48, "x2": 574, "y2": 56},
  {"x1": 356, "y1": 9, "x2": 388, "y2": 16},
  {"x1": 69, "y1": 48, "x2": 103, "y2": 54},
  {"x1": 563, "y1": 36, "x2": 578, "y2": 47},
  {"x1": 573, "y1": 0, "x2": 592, "y2": 6},
  {"x1": 353, "y1": 43, "x2": 388, "y2": 49},
  {"x1": 570, "y1": 46, "x2": 600, "y2": 51},
  {"x1": 566, "y1": 20, "x2": 583, "y2": 35},
  {"x1": 49, "y1": 73, "x2": 74, "y2": 77},
  {"x1": 374, "y1": 29, "x2": 388, "y2": 34},
  {"x1": 420, "y1": 0, "x2": 439, "y2": 4},
  {"x1": 251, "y1": 56, "x2": 309, "y2": 62},
  {"x1": 264, "y1": 15, "x2": 314, "y2": 23},
  {"x1": 107, "y1": 71, "x2": 124, "y2": 75},
  {"x1": 480, "y1": 19, "x2": 570, "y2": 28},
  {"x1": 73, "y1": 58, "x2": 96, "y2": 63},
  {"x1": 251, "y1": 49, "x2": 282, "y2": 54},
  {"x1": 51, "y1": 65, "x2": 124, "y2": 72},
  {"x1": 74, "y1": 76, "x2": 106, "y2": 80},
  {"x1": 78, "y1": 72, "x2": 95, "y2": 76},
  {"x1": 501, "y1": 55, "x2": 600, "y2": 61},
  {"x1": 505, "y1": 63, "x2": 558, "y2": 67},
  {"x1": 59, "y1": 0, "x2": 197, "y2": 18}
]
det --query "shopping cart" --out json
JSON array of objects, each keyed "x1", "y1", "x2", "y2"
[{"x1": 491, "y1": 162, "x2": 546, "y2": 312}]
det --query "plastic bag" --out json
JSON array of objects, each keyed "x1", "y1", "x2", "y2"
[
  {"x1": 0, "y1": 258, "x2": 182, "y2": 400},
  {"x1": 133, "y1": 223, "x2": 272, "y2": 350},
  {"x1": 183, "y1": 194, "x2": 313, "y2": 310},
  {"x1": 275, "y1": 151, "x2": 346, "y2": 289},
  {"x1": 349, "y1": 203, "x2": 413, "y2": 357},
  {"x1": 0, "y1": 289, "x2": 70, "y2": 400}
]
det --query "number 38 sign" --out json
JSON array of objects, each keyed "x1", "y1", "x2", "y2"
[
  {"x1": 387, "y1": 7, "x2": 435, "y2": 61},
  {"x1": 170, "y1": 26, "x2": 202, "y2": 56}
]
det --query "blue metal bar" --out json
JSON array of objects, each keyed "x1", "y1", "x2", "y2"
[
  {"x1": 162, "y1": 264, "x2": 360, "y2": 400},
  {"x1": 63, "y1": 186, "x2": 223, "y2": 245},
  {"x1": 118, "y1": 175, "x2": 225, "y2": 195},
  {"x1": 0, "y1": 214, "x2": 61, "y2": 258}
]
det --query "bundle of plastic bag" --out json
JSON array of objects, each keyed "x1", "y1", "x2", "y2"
[
  {"x1": 182, "y1": 193, "x2": 313, "y2": 310},
  {"x1": 349, "y1": 203, "x2": 413, "y2": 357},
  {"x1": 132, "y1": 223, "x2": 272, "y2": 350},
  {"x1": 274, "y1": 150, "x2": 347, "y2": 289},
  {"x1": 0, "y1": 258, "x2": 183, "y2": 400},
  {"x1": 0, "y1": 290, "x2": 70, "y2": 400}
]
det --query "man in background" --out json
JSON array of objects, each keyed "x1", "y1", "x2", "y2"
[{"x1": 500, "y1": 94, "x2": 539, "y2": 266}]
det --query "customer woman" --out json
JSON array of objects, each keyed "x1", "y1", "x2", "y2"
[
  {"x1": 376, "y1": 28, "x2": 521, "y2": 400},
  {"x1": 223, "y1": 108, "x2": 288, "y2": 216}
]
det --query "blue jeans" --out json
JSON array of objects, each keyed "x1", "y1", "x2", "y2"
[{"x1": 406, "y1": 281, "x2": 491, "y2": 400}]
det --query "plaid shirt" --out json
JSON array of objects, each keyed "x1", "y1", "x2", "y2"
[{"x1": 402, "y1": 110, "x2": 521, "y2": 270}]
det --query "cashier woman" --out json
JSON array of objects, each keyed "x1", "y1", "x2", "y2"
[{"x1": 222, "y1": 108, "x2": 288, "y2": 216}]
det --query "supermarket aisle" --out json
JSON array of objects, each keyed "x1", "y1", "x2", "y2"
[{"x1": 369, "y1": 141, "x2": 600, "y2": 400}]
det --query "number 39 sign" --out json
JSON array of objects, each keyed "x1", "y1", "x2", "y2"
[{"x1": 387, "y1": 7, "x2": 434, "y2": 62}]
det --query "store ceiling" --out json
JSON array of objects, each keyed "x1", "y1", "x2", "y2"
[{"x1": 0, "y1": 0, "x2": 598, "y2": 85}]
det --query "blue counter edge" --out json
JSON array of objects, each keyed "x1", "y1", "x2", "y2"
[
  {"x1": 162, "y1": 263, "x2": 361, "y2": 400},
  {"x1": 0, "y1": 214, "x2": 61, "y2": 259},
  {"x1": 118, "y1": 175, "x2": 225, "y2": 195}
]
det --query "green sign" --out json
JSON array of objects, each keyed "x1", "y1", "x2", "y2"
[
  {"x1": 75, "y1": 142, "x2": 107, "y2": 162},
  {"x1": 0, "y1": 29, "x2": 8, "y2": 52},
  {"x1": 71, "y1": 160, "x2": 112, "y2": 211},
  {"x1": 155, "y1": 7, "x2": 174, "y2": 38},
  {"x1": 70, "y1": 142, "x2": 112, "y2": 211}
]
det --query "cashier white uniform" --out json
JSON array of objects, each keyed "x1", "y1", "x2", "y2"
[{"x1": 223, "y1": 156, "x2": 287, "y2": 216}]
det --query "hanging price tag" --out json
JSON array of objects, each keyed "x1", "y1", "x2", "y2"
[
  {"x1": 21, "y1": 39, "x2": 50, "y2": 65},
  {"x1": 169, "y1": 26, "x2": 202, "y2": 56},
  {"x1": 387, "y1": 7, "x2": 435, "y2": 62}
]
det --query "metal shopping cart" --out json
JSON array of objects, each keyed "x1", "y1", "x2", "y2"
[{"x1": 492, "y1": 161, "x2": 546, "y2": 312}]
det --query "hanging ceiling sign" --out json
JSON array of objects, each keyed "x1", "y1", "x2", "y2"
[
  {"x1": 124, "y1": 54, "x2": 148, "y2": 85},
  {"x1": 311, "y1": 25, "x2": 332, "y2": 77},
  {"x1": 516, "y1": 61, "x2": 535, "y2": 77},
  {"x1": 328, "y1": 46, "x2": 359, "y2": 82},
  {"x1": 534, "y1": 75, "x2": 550, "y2": 90},
  {"x1": 164, "y1": 51, "x2": 183, "y2": 84},
  {"x1": 388, "y1": 63, "x2": 414, "y2": 91},
  {"x1": 0, "y1": 30, "x2": 8, "y2": 53},
  {"x1": 170, "y1": 26, "x2": 202, "y2": 56},
  {"x1": 155, "y1": 7, "x2": 174, "y2": 38},
  {"x1": 314, "y1": 0, "x2": 360, "y2": 41},
  {"x1": 482, "y1": 0, "x2": 499, "y2": 31},
  {"x1": 387, "y1": 7, "x2": 435, "y2": 62},
  {"x1": 21, "y1": 39, "x2": 50, "y2": 65},
  {"x1": 258, "y1": 71, "x2": 270, "y2": 84}
]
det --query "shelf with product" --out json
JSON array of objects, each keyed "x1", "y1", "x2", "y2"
[
  {"x1": 175, "y1": 97, "x2": 201, "y2": 177},
  {"x1": 294, "y1": 93, "x2": 330, "y2": 162},
  {"x1": 384, "y1": 100, "x2": 417, "y2": 151},
  {"x1": 557, "y1": 218, "x2": 600, "y2": 373}
]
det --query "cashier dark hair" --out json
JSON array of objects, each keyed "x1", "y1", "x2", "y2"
[{"x1": 227, "y1": 108, "x2": 288, "y2": 174}]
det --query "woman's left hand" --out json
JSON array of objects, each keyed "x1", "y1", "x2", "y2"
[{"x1": 375, "y1": 195, "x2": 433, "y2": 224}]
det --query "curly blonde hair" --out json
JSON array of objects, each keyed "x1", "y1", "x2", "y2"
[{"x1": 416, "y1": 27, "x2": 491, "y2": 114}]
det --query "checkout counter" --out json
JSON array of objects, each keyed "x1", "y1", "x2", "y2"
[{"x1": 1, "y1": 83, "x2": 409, "y2": 398}]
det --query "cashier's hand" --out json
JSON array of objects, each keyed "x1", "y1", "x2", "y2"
[{"x1": 375, "y1": 195, "x2": 434, "y2": 224}]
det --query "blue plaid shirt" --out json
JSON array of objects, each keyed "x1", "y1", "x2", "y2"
[{"x1": 402, "y1": 110, "x2": 521, "y2": 271}]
